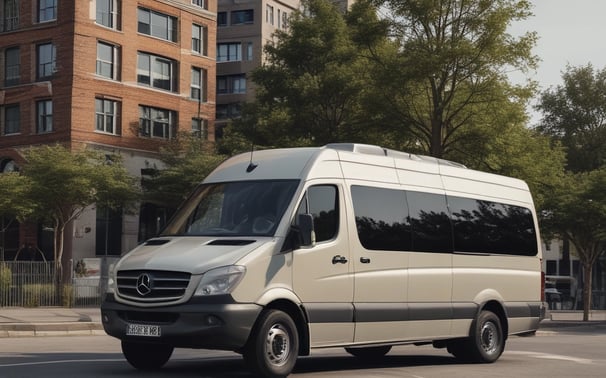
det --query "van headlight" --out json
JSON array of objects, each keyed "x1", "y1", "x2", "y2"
[
  {"x1": 106, "y1": 263, "x2": 117, "y2": 294},
  {"x1": 194, "y1": 266, "x2": 246, "y2": 296}
]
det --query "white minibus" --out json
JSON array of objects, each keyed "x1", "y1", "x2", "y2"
[{"x1": 101, "y1": 143, "x2": 543, "y2": 378}]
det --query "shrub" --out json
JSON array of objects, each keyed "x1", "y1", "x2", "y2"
[
  {"x1": 22, "y1": 284, "x2": 55, "y2": 307},
  {"x1": 0, "y1": 264, "x2": 12, "y2": 305}
]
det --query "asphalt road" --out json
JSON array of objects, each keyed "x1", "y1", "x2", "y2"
[{"x1": 0, "y1": 326, "x2": 605, "y2": 377}]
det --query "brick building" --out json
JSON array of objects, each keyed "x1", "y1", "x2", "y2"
[{"x1": 0, "y1": 0, "x2": 217, "y2": 261}]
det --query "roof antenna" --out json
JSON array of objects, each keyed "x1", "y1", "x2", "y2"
[{"x1": 246, "y1": 141, "x2": 258, "y2": 173}]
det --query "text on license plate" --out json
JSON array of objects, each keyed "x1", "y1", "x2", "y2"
[{"x1": 126, "y1": 324, "x2": 161, "y2": 337}]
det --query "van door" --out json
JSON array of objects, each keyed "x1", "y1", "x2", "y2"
[
  {"x1": 406, "y1": 191, "x2": 453, "y2": 339},
  {"x1": 292, "y1": 183, "x2": 354, "y2": 347},
  {"x1": 349, "y1": 184, "x2": 410, "y2": 344}
]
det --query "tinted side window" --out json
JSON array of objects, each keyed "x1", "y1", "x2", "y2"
[
  {"x1": 351, "y1": 185, "x2": 411, "y2": 251},
  {"x1": 296, "y1": 185, "x2": 338, "y2": 243},
  {"x1": 448, "y1": 196, "x2": 538, "y2": 256},
  {"x1": 407, "y1": 191, "x2": 453, "y2": 253}
]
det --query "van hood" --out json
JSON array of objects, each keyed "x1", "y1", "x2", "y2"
[{"x1": 115, "y1": 237, "x2": 269, "y2": 275}]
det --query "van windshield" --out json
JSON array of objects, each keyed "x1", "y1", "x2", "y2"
[{"x1": 160, "y1": 180, "x2": 299, "y2": 237}]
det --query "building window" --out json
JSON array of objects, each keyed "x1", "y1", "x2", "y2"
[
  {"x1": 96, "y1": 41, "x2": 120, "y2": 80},
  {"x1": 139, "y1": 105, "x2": 176, "y2": 139},
  {"x1": 246, "y1": 42, "x2": 253, "y2": 61},
  {"x1": 231, "y1": 9, "x2": 253, "y2": 25},
  {"x1": 217, "y1": 42, "x2": 241, "y2": 62},
  {"x1": 217, "y1": 74, "x2": 246, "y2": 95},
  {"x1": 38, "y1": 0, "x2": 57, "y2": 23},
  {"x1": 37, "y1": 43, "x2": 56, "y2": 80},
  {"x1": 2, "y1": 0, "x2": 19, "y2": 32},
  {"x1": 266, "y1": 5, "x2": 274, "y2": 25},
  {"x1": 191, "y1": 67, "x2": 207, "y2": 101},
  {"x1": 217, "y1": 11, "x2": 227, "y2": 26},
  {"x1": 36, "y1": 100, "x2": 53, "y2": 133},
  {"x1": 3, "y1": 104, "x2": 20, "y2": 135},
  {"x1": 216, "y1": 103, "x2": 241, "y2": 119},
  {"x1": 192, "y1": 24, "x2": 207, "y2": 55},
  {"x1": 95, "y1": 98, "x2": 120, "y2": 135},
  {"x1": 4, "y1": 47, "x2": 20, "y2": 86},
  {"x1": 191, "y1": 118, "x2": 207, "y2": 138},
  {"x1": 137, "y1": 52, "x2": 178, "y2": 92},
  {"x1": 137, "y1": 7, "x2": 177, "y2": 42},
  {"x1": 96, "y1": 0, "x2": 121, "y2": 30},
  {"x1": 282, "y1": 11, "x2": 288, "y2": 29},
  {"x1": 191, "y1": 0, "x2": 206, "y2": 9}
]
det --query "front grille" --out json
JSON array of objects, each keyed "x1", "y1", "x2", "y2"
[{"x1": 116, "y1": 270, "x2": 191, "y2": 302}]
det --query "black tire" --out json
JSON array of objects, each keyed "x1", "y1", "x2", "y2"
[
  {"x1": 449, "y1": 310, "x2": 504, "y2": 363},
  {"x1": 243, "y1": 309, "x2": 299, "y2": 378},
  {"x1": 345, "y1": 345, "x2": 392, "y2": 359},
  {"x1": 121, "y1": 340, "x2": 173, "y2": 370}
]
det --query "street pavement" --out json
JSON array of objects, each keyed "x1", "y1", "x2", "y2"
[{"x1": 0, "y1": 307, "x2": 605, "y2": 338}]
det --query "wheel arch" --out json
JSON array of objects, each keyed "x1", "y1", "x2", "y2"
[
  {"x1": 246, "y1": 298, "x2": 311, "y2": 357},
  {"x1": 478, "y1": 300, "x2": 508, "y2": 339}
]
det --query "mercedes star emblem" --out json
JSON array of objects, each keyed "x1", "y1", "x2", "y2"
[{"x1": 136, "y1": 273, "x2": 152, "y2": 296}]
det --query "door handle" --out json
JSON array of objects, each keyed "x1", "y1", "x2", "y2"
[
  {"x1": 360, "y1": 257, "x2": 371, "y2": 264},
  {"x1": 332, "y1": 255, "x2": 348, "y2": 264}
]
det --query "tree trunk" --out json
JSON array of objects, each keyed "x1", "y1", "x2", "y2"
[{"x1": 582, "y1": 263, "x2": 593, "y2": 321}]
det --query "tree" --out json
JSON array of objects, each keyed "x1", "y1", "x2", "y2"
[
  {"x1": 143, "y1": 133, "x2": 225, "y2": 211},
  {"x1": 541, "y1": 170, "x2": 606, "y2": 321},
  {"x1": 19, "y1": 145, "x2": 140, "y2": 286},
  {"x1": 536, "y1": 63, "x2": 606, "y2": 172},
  {"x1": 225, "y1": 0, "x2": 386, "y2": 149},
  {"x1": 368, "y1": 0, "x2": 538, "y2": 158},
  {"x1": 0, "y1": 172, "x2": 33, "y2": 261}
]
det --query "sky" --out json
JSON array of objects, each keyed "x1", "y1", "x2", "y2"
[{"x1": 509, "y1": 0, "x2": 606, "y2": 123}]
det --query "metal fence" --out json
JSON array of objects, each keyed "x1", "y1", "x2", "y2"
[{"x1": 0, "y1": 261, "x2": 105, "y2": 308}]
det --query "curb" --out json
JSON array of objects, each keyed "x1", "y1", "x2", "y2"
[{"x1": 0, "y1": 322, "x2": 104, "y2": 338}]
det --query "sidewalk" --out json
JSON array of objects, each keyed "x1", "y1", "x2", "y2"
[
  {"x1": 1, "y1": 307, "x2": 606, "y2": 338},
  {"x1": 0, "y1": 307, "x2": 103, "y2": 338}
]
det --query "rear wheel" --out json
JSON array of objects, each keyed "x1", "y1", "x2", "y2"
[
  {"x1": 345, "y1": 345, "x2": 392, "y2": 359},
  {"x1": 243, "y1": 309, "x2": 299, "y2": 378},
  {"x1": 448, "y1": 310, "x2": 504, "y2": 363},
  {"x1": 121, "y1": 341, "x2": 173, "y2": 370}
]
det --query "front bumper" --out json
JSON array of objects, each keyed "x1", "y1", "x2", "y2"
[{"x1": 100, "y1": 295, "x2": 262, "y2": 351}]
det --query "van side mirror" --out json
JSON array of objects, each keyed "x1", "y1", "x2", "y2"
[{"x1": 298, "y1": 214, "x2": 316, "y2": 247}]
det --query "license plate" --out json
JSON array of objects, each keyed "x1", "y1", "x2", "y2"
[{"x1": 126, "y1": 324, "x2": 161, "y2": 337}]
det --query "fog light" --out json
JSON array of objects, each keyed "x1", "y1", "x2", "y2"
[{"x1": 204, "y1": 315, "x2": 223, "y2": 326}]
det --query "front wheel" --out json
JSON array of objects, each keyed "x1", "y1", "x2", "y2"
[
  {"x1": 121, "y1": 340, "x2": 173, "y2": 370},
  {"x1": 243, "y1": 309, "x2": 299, "y2": 378}
]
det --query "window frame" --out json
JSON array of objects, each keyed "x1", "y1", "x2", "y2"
[
  {"x1": 217, "y1": 74, "x2": 246, "y2": 95},
  {"x1": 139, "y1": 105, "x2": 177, "y2": 140},
  {"x1": 4, "y1": 46, "x2": 20, "y2": 86},
  {"x1": 96, "y1": 0, "x2": 121, "y2": 30},
  {"x1": 3, "y1": 104, "x2": 20, "y2": 135},
  {"x1": 217, "y1": 42, "x2": 242, "y2": 62},
  {"x1": 191, "y1": 23, "x2": 207, "y2": 55},
  {"x1": 36, "y1": 99, "x2": 53, "y2": 134},
  {"x1": 38, "y1": 0, "x2": 57, "y2": 23},
  {"x1": 95, "y1": 98, "x2": 120, "y2": 135},
  {"x1": 96, "y1": 41, "x2": 120, "y2": 80},
  {"x1": 137, "y1": 52, "x2": 178, "y2": 92},
  {"x1": 191, "y1": 66, "x2": 207, "y2": 101},
  {"x1": 137, "y1": 7, "x2": 177, "y2": 42},
  {"x1": 36, "y1": 42, "x2": 56, "y2": 80},
  {"x1": 230, "y1": 9, "x2": 253, "y2": 25}
]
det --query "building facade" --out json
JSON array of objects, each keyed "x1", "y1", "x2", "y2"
[{"x1": 0, "y1": 0, "x2": 217, "y2": 262}]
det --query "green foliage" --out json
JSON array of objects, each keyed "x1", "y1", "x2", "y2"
[
  {"x1": 143, "y1": 133, "x2": 226, "y2": 210},
  {"x1": 223, "y1": 0, "x2": 386, "y2": 151},
  {"x1": 536, "y1": 63, "x2": 606, "y2": 172},
  {"x1": 0, "y1": 264, "x2": 11, "y2": 303},
  {"x1": 0, "y1": 172, "x2": 33, "y2": 222},
  {"x1": 365, "y1": 0, "x2": 538, "y2": 157},
  {"x1": 22, "y1": 284, "x2": 55, "y2": 308}
]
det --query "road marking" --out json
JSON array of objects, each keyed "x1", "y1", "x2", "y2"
[{"x1": 507, "y1": 351, "x2": 594, "y2": 365}]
